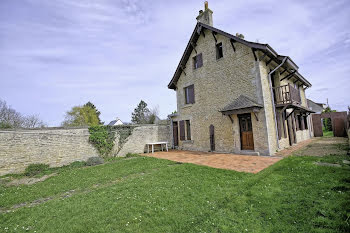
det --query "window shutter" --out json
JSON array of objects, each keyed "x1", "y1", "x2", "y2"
[
  {"x1": 179, "y1": 121, "x2": 185, "y2": 141},
  {"x1": 189, "y1": 85, "x2": 195, "y2": 104},
  {"x1": 276, "y1": 111, "x2": 282, "y2": 140},
  {"x1": 282, "y1": 111, "x2": 287, "y2": 138},
  {"x1": 198, "y1": 53, "x2": 203, "y2": 67}
]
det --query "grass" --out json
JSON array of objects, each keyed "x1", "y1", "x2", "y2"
[
  {"x1": 323, "y1": 130, "x2": 334, "y2": 137},
  {"x1": 1, "y1": 151, "x2": 350, "y2": 232}
]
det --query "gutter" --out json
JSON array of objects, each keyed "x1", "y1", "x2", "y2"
[{"x1": 268, "y1": 57, "x2": 287, "y2": 150}]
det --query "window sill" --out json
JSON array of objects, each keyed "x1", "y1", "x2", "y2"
[
  {"x1": 193, "y1": 66, "x2": 202, "y2": 71},
  {"x1": 182, "y1": 140, "x2": 194, "y2": 144},
  {"x1": 182, "y1": 104, "x2": 193, "y2": 109}
]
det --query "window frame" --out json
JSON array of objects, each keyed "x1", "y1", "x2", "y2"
[
  {"x1": 216, "y1": 42, "x2": 223, "y2": 59},
  {"x1": 193, "y1": 53, "x2": 203, "y2": 69},
  {"x1": 184, "y1": 85, "x2": 195, "y2": 105},
  {"x1": 303, "y1": 116, "x2": 308, "y2": 129}
]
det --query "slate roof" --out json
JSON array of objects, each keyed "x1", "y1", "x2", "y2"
[
  {"x1": 168, "y1": 22, "x2": 312, "y2": 89},
  {"x1": 220, "y1": 95, "x2": 263, "y2": 113},
  {"x1": 108, "y1": 118, "x2": 122, "y2": 126}
]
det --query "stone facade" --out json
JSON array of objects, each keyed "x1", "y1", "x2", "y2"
[
  {"x1": 171, "y1": 32, "x2": 271, "y2": 155},
  {"x1": 0, "y1": 125, "x2": 171, "y2": 176},
  {"x1": 169, "y1": 14, "x2": 313, "y2": 156}
]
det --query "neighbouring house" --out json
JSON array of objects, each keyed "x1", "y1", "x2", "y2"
[
  {"x1": 108, "y1": 117, "x2": 124, "y2": 126},
  {"x1": 307, "y1": 99, "x2": 326, "y2": 113},
  {"x1": 168, "y1": 2, "x2": 315, "y2": 156}
]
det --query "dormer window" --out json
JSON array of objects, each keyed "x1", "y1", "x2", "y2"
[
  {"x1": 193, "y1": 53, "x2": 203, "y2": 69},
  {"x1": 216, "y1": 42, "x2": 223, "y2": 59}
]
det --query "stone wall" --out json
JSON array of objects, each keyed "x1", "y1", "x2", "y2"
[
  {"x1": 0, "y1": 128, "x2": 98, "y2": 176},
  {"x1": 116, "y1": 124, "x2": 171, "y2": 156},
  {"x1": 0, "y1": 125, "x2": 171, "y2": 176}
]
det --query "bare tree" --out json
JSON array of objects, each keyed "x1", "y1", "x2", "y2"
[
  {"x1": 0, "y1": 99, "x2": 46, "y2": 128},
  {"x1": 23, "y1": 115, "x2": 46, "y2": 128},
  {"x1": 146, "y1": 106, "x2": 160, "y2": 124}
]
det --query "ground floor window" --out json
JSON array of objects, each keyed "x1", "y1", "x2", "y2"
[
  {"x1": 179, "y1": 120, "x2": 191, "y2": 141},
  {"x1": 186, "y1": 120, "x2": 191, "y2": 140},
  {"x1": 179, "y1": 121, "x2": 185, "y2": 140},
  {"x1": 304, "y1": 116, "x2": 308, "y2": 129},
  {"x1": 297, "y1": 115, "x2": 302, "y2": 131}
]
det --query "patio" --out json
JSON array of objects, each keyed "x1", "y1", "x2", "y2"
[{"x1": 145, "y1": 150, "x2": 282, "y2": 173}]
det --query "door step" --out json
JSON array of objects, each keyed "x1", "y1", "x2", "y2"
[{"x1": 240, "y1": 150, "x2": 260, "y2": 156}]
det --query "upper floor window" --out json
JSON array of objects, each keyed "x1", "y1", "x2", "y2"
[
  {"x1": 184, "y1": 85, "x2": 195, "y2": 104},
  {"x1": 216, "y1": 42, "x2": 223, "y2": 59},
  {"x1": 193, "y1": 53, "x2": 203, "y2": 69}
]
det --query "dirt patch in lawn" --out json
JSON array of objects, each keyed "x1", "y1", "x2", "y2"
[
  {"x1": 293, "y1": 137, "x2": 348, "y2": 156},
  {"x1": 5, "y1": 173, "x2": 57, "y2": 186}
]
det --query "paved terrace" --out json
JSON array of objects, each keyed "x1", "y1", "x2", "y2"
[{"x1": 145, "y1": 150, "x2": 282, "y2": 173}]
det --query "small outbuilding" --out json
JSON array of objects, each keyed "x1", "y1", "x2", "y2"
[{"x1": 108, "y1": 118, "x2": 123, "y2": 126}]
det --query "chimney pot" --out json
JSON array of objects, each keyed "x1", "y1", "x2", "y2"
[{"x1": 196, "y1": 1, "x2": 213, "y2": 26}]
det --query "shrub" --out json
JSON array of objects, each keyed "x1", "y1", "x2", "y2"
[
  {"x1": 89, "y1": 126, "x2": 116, "y2": 157},
  {"x1": 24, "y1": 163, "x2": 50, "y2": 177},
  {"x1": 85, "y1": 157, "x2": 104, "y2": 166}
]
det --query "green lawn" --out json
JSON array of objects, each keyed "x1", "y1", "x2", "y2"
[
  {"x1": 1, "y1": 150, "x2": 349, "y2": 232},
  {"x1": 323, "y1": 130, "x2": 334, "y2": 137}
]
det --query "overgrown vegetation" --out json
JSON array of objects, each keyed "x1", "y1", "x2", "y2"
[
  {"x1": 88, "y1": 125, "x2": 116, "y2": 157},
  {"x1": 24, "y1": 164, "x2": 50, "y2": 177},
  {"x1": 85, "y1": 157, "x2": 104, "y2": 166},
  {"x1": 322, "y1": 106, "x2": 336, "y2": 131},
  {"x1": 0, "y1": 140, "x2": 349, "y2": 232}
]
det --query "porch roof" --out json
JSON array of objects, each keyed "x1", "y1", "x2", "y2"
[
  {"x1": 278, "y1": 103, "x2": 315, "y2": 114},
  {"x1": 220, "y1": 95, "x2": 263, "y2": 115}
]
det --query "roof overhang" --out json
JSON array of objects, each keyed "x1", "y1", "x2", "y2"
[
  {"x1": 168, "y1": 22, "x2": 312, "y2": 90},
  {"x1": 220, "y1": 106, "x2": 262, "y2": 116},
  {"x1": 278, "y1": 104, "x2": 315, "y2": 114}
]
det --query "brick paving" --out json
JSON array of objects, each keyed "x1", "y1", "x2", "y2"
[{"x1": 144, "y1": 150, "x2": 282, "y2": 173}]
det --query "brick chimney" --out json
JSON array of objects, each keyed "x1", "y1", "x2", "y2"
[{"x1": 196, "y1": 1, "x2": 213, "y2": 26}]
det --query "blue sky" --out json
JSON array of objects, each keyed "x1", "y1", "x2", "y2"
[{"x1": 1, "y1": 0, "x2": 349, "y2": 126}]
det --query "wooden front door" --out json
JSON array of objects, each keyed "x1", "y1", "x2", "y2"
[
  {"x1": 209, "y1": 124, "x2": 215, "y2": 151},
  {"x1": 173, "y1": 122, "x2": 179, "y2": 147},
  {"x1": 239, "y1": 114, "x2": 254, "y2": 150}
]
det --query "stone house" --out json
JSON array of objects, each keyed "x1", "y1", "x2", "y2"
[
  {"x1": 168, "y1": 2, "x2": 314, "y2": 156},
  {"x1": 108, "y1": 117, "x2": 124, "y2": 126}
]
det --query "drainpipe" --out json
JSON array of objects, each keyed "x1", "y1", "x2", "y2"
[{"x1": 268, "y1": 56, "x2": 287, "y2": 150}]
